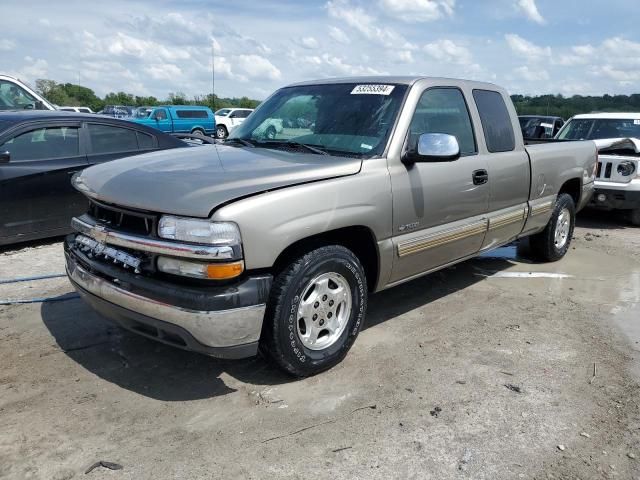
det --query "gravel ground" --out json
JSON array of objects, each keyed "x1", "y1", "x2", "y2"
[{"x1": 0, "y1": 209, "x2": 639, "y2": 480}]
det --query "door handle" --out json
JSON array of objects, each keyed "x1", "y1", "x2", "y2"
[{"x1": 472, "y1": 169, "x2": 489, "y2": 185}]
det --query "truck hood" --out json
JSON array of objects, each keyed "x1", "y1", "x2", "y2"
[
  {"x1": 73, "y1": 144, "x2": 363, "y2": 217},
  {"x1": 594, "y1": 137, "x2": 640, "y2": 154}
]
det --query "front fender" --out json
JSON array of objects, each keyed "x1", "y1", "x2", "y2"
[{"x1": 211, "y1": 158, "x2": 392, "y2": 272}]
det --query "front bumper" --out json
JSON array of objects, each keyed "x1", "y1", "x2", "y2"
[
  {"x1": 65, "y1": 238, "x2": 271, "y2": 359},
  {"x1": 589, "y1": 187, "x2": 640, "y2": 210}
]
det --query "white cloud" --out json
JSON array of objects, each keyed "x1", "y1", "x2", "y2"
[
  {"x1": 516, "y1": 0, "x2": 545, "y2": 25},
  {"x1": 326, "y1": 0, "x2": 415, "y2": 49},
  {"x1": 235, "y1": 54, "x2": 281, "y2": 80},
  {"x1": 328, "y1": 26, "x2": 350, "y2": 44},
  {"x1": 299, "y1": 53, "x2": 386, "y2": 76},
  {"x1": 379, "y1": 0, "x2": 455, "y2": 22},
  {"x1": 505, "y1": 33, "x2": 551, "y2": 60},
  {"x1": 300, "y1": 37, "x2": 319, "y2": 49},
  {"x1": 572, "y1": 44, "x2": 595, "y2": 56},
  {"x1": 19, "y1": 56, "x2": 49, "y2": 78},
  {"x1": 0, "y1": 39, "x2": 15, "y2": 51},
  {"x1": 145, "y1": 64, "x2": 182, "y2": 81},
  {"x1": 397, "y1": 50, "x2": 414, "y2": 63},
  {"x1": 424, "y1": 39, "x2": 473, "y2": 65},
  {"x1": 514, "y1": 65, "x2": 550, "y2": 81}
]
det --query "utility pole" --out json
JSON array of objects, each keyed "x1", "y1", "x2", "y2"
[{"x1": 211, "y1": 40, "x2": 215, "y2": 111}]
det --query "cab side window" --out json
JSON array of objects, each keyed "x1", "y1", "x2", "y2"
[
  {"x1": 1, "y1": 127, "x2": 79, "y2": 161},
  {"x1": 472, "y1": 90, "x2": 516, "y2": 153},
  {"x1": 408, "y1": 88, "x2": 476, "y2": 156}
]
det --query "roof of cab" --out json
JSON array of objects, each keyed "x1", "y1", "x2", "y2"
[{"x1": 286, "y1": 75, "x2": 503, "y2": 91}]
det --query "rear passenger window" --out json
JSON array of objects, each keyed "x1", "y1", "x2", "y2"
[
  {"x1": 408, "y1": 88, "x2": 476, "y2": 156},
  {"x1": 88, "y1": 124, "x2": 138, "y2": 154},
  {"x1": 175, "y1": 110, "x2": 209, "y2": 118},
  {"x1": 1, "y1": 127, "x2": 79, "y2": 161},
  {"x1": 472, "y1": 90, "x2": 515, "y2": 153},
  {"x1": 137, "y1": 132, "x2": 154, "y2": 149}
]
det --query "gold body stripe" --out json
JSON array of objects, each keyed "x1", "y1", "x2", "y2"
[
  {"x1": 397, "y1": 221, "x2": 487, "y2": 257},
  {"x1": 530, "y1": 200, "x2": 554, "y2": 216},
  {"x1": 488, "y1": 208, "x2": 527, "y2": 231}
]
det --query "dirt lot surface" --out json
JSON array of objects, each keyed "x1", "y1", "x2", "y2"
[{"x1": 1, "y1": 210, "x2": 639, "y2": 480}]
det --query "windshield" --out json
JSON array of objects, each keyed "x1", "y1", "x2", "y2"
[
  {"x1": 228, "y1": 83, "x2": 408, "y2": 157},
  {"x1": 520, "y1": 117, "x2": 555, "y2": 139},
  {"x1": 556, "y1": 118, "x2": 640, "y2": 140},
  {"x1": 0, "y1": 80, "x2": 43, "y2": 111}
]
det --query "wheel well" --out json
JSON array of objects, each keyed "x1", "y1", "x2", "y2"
[
  {"x1": 272, "y1": 226, "x2": 379, "y2": 292},
  {"x1": 191, "y1": 127, "x2": 205, "y2": 133},
  {"x1": 558, "y1": 178, "x2": 581, "y2": 206}
]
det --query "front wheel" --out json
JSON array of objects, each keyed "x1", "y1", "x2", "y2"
[
  {"x1": 215, "y1": 125, "x2": 228, "y2": 139},
  {"x1": 529, "y1": 193, "x2": 576, "y2": 262},
  {"x1": 260, "y1": 246, "x2": 367, "y2": 377}
]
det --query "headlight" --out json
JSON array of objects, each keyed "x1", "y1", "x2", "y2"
[
  {"x1": 617, "y1": 161, "x2": 636, "y2": 177},
  {"x1": 157, "y1": 257, "x2": 244, "y2": 280},
  {"x1": 158, "y1": 216, "x2": 241, "y2": 245}
]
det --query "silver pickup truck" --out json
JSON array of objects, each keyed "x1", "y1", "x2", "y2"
[{"x1": 66, "y1": 77, "x2": 597, "y2": 376}]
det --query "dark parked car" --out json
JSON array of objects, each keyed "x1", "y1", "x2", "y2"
[
  {"x1": 519, "y1": 115, "x2": 565, "y2": 139},
  {"x1": 0, "y1": 111, "x2": 186, "y2": 246}
]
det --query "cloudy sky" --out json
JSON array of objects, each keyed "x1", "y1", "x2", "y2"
[{"x1": 4, "y1": 0, "x2": 640, "y2": 99}]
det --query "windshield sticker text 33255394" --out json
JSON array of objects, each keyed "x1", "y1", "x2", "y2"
[{"x1": 351, "y1": 85, "x2": 395, "y2": 95}]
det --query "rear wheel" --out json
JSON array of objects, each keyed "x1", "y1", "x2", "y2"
[
  {"x1": 191, "y1": 128, "x2": 206, "y2": 137},
  {"x1": 529, "y1": 193, "x2": 576, "y2": 262},
  {"x1": 260, "y1": 246, "x2": 367, "y2": 377},
  {"x1": 631, "y1": 209, "x2": 640, "y2": 226},
  {"x1": 215, "y1": 125, "x2": 228, "y2": 139}
]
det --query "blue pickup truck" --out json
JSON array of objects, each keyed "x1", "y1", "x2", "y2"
[{"x1": 130, "y1": 105, "x2": 215, "y2": 136}]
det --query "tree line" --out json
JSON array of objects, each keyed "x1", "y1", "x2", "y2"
[
  {"x1": 35, "y1": 78, "x2": 640, "y2": 119},
  {"x1": 35, "y1": 79, "x2": 260, "y2": 112}
]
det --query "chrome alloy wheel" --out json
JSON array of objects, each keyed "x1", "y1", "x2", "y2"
[
  {"x1": 554, "y1": 207, "x2": 571, "y2": 249},
  {"x1": 296, "y1": 272, "x2": 352, "y2": 350}
]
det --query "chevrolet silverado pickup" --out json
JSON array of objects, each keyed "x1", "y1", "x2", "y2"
[{"x1": 66, "y1": 77, "x2": 597, "y2": 376}]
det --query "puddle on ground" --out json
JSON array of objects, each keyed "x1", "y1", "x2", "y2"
[{"x1": 479, "y1": 244, "x2": 519, "y2": 260}]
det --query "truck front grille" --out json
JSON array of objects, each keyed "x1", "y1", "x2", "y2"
[
  {"x1": 88, "y1": 199, "x2": 157, "y2": 237},
  {"x1": 596, "y1": 161, "x2": 614, "y2": 179}
]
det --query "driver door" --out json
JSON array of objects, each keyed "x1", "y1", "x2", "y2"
[{"x1": 388, "y1": 87, "x2": 490, "y2": 283}]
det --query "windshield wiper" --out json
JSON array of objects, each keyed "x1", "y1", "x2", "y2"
[
  {"x1": 224, "y1": 137, "x2": 255, "y2": 148},
  {"x1": 259, "y1": 140, "x2": 330, "y2": 156}
]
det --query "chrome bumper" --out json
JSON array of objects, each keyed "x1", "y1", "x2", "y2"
[{"x1": 66, "y1": 256, "x2": 265, "y2": 350}]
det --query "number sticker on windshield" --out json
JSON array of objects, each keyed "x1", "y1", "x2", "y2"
[
  {"x1": 351, "y1": 85, "x2": 395, "y2": 95},
  {"x1": 634, "y1": 120, "x2": 640, "y2": 125}
]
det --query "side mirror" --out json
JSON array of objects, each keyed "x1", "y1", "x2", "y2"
[
  {"x1": 0, "y1": 151, "x2": 10, "y2": 164},
  {"x1": 404, "y1": 133, "x2": 460, "y2": 163}
]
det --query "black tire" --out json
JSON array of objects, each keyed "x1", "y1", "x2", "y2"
[
  {"x1": 529, "y1": 193, "x2": 576, "y2": 262},
  {"x1": 265, "y1": 125, "x2": 277, "y2": 140},
  {"x1": 191, "y1": 128, "x2": 206, "y2": 137},
  {"x1": 630, "y1": 209, "x2": 640, "y2": 226},
  {"x1": 260, "y1": 246, "x2": 367, "y2": 377},
  {"x1": 215, "y1": 125, "x2": 228, "y2": 139}
]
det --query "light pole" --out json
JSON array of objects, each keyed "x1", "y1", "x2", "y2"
[{"x1": 211, "y1": 40, "x2": 215, "y2": 111}]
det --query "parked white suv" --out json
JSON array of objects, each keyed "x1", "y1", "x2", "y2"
[
  {"x1": 0, "y1": 75, "x2": 55, "y2": 110},
  {"x1": 214, "y1": 108, "x2": 253, "y2": 139},
  {"x1": 556, "y1": 113, "x2": 640, "y2": 225}
]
